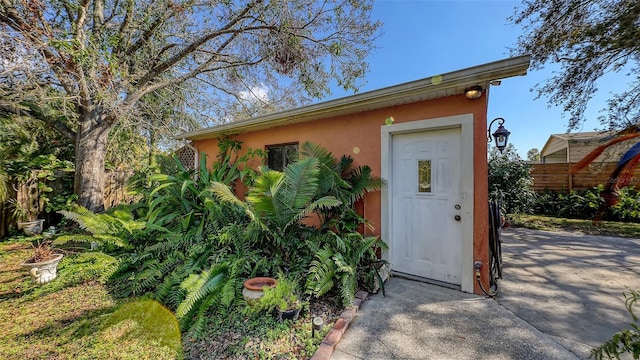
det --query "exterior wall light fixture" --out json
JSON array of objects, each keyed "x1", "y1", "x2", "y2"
[
  {"x1": 464, "y1": 85, "x2": 483, "y2": 100},
  {"x1": 488, "y1": 117, "x2": 511, "y2": 152}
]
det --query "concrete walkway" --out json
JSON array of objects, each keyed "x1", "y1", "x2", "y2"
[{"x1": 332, "y1": 228, "x2": 640, "y2": 359}]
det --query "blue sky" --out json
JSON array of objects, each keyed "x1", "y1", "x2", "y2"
[{"x1": 326, "y1": 0, "x2": 629, "y2": 158}]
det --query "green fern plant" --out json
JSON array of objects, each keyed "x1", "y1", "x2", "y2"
[
  {"x1": 57, "y1": 205, "x2": 145, "y2": 249},
  {"x1": 111, "y1": 154, "x2": 253, "y2": 294},
  {"x1": 248, "y1": 275, "x2": 302, "y2": 315},
  {"x1": 176, "y1": 263, "x2": 230, "y2": 330},
  {"x1": 210, "y1": 156, "x2": 342, "y2": 267},
  {"x1": 300, "y1": 141, "x2": 383, "y2": 232},
  {"x1": 307, "y1": 232, "x2": 386, "y2": 306}
]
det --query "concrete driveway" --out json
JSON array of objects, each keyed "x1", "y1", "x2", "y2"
[
  {"x1": 332, "y1": 228, "x2": 640, "y2": 359},
  {"x1": 497, "y1": 227, "x2": 640, "y2": 358}
]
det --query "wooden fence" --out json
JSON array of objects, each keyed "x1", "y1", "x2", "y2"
[
  {"x1": 0, "y1": 171, "x2": 134, "y2": 238},
  {"x1": 529, "y1": 162, "x2": 640, "y2": 192},
  {"x1": 103, "y1": 171, "x2": 136, "y2": 209}
]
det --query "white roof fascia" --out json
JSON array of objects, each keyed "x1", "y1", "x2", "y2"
[{"x1": 178, "y1": 55, "x2": 531, "y2": 141}]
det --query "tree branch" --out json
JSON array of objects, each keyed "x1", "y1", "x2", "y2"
[
  {"x1": 135, "y1": 0, "x2": 263, "y2": 89},
  {"x1": 0, "y1": 103, "x2": 76, "y2": 141}
]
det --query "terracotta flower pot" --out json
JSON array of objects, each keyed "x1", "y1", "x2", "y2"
[
  {"x1": 21, "y1": 253, "x2": 63, "y2": 284},
  {"x1": 242, "y1": 277, "x2": 277, "y2": 304}
]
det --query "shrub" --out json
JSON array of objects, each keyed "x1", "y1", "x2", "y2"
[
  {"x1": 61, "y1": 153, "x2": 259, "y2": 334},
  {"x1": 488, "y1": 145, "x2": 536, "y2": 214},
  {"x1": 212, "y1": 143, "x2": 386, "y2": 306},
  {"x1": 60, "y1": 142, "x2": 385, "y2": 335},
  {"x1": 306, "y1": 232, "x2": 386, "y2": 306},
  {"x1": 532, "y1": 186, "x2": 640, "y2": 222}
]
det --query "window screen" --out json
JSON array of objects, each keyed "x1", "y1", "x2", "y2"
[{"x1": 266, "y1": 143, "x2": 299, "y2": 171}]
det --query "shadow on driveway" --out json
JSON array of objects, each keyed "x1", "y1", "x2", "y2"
[
  {"x1": 497, "y1": 227, "x2": 640, "y2": 358},
  {"x1": 333, "y1": 228, "x2": 640, "y2": 359},
  {"x1": 333, "y1": 278, "x2": 576, "y2": 359}
]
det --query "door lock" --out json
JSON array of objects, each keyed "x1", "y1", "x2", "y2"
[{"x1": 454, "y1": 215, "x2": 461, "y2": 221}]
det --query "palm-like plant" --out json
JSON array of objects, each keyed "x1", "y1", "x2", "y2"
[
  {"x1": 298, "y1": 143, "x2": 388, "y2": 304},
  {"x1": 299, "y1": 142, "x2": 383, "y2": 232},
  {"x1": 211, "y1": 157, "x2": 342, "y2": 267}
]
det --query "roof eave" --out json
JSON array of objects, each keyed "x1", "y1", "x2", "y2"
[
  {"x1": 540, "y1": 134, "x2": 565, "y2": 156},
  {"x1": 177, "y1": 55, "x2": 531, "y2": 141}
]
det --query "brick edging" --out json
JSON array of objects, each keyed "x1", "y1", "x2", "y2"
[{"x1": 310, "y1": 290, "x2": 369, "y2": 360}]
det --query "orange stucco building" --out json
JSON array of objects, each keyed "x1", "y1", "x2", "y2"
[{"x1": 178, "y1": 56, "x2": 531, "y2": 295}]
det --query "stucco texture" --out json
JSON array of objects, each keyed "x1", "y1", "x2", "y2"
[{"x1": 194, "y1": 94, "x2": 490, "y2": 294}]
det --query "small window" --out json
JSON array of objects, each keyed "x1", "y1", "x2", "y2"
[
  {"x1": 266, "y1": 143, "x2": 299, "y2": 171},
  {"x1": 418, "y1": 160, "x2": 432, "y2": 193}
]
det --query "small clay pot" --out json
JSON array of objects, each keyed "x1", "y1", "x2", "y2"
[{"x1": 242, "y1": 277, "x2": 277, "y2": 304}]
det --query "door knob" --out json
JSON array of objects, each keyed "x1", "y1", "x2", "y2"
[{"x1": 454, "y1": 215, "x2": 461, "y2": 221}]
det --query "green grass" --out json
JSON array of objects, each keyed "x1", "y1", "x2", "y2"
[
  {"x1": 0, "y1": 239, "x2": 182, "y2": 360},
  {"x1": 0, "y1": 236, "x2": 336, "y2": 359},
  {"x1": 508, "y1": 214, "x2": 640, "y2": 238}
]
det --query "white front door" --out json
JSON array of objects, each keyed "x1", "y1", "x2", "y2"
[{"x1": 390, "y1": 127, "x2": 463, "y2": 286}]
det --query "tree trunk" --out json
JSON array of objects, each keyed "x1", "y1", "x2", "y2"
[
  {"x1": 148, "y1": 131, "x2": 157, "y2": 168},
  {"x1": 75, "y1": 115, "x2": 112, "y2": 212}
]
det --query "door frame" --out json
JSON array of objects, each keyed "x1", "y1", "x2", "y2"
[{"x1": 381, "y1": 114, "x2": 475, "y2": 293}]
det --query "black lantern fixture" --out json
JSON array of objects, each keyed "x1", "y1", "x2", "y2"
[{"x1": 488, "y1": 117, "x2": 511, "y2": 153}]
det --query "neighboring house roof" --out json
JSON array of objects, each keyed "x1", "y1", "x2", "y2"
[
  {"x1": 538, "y1": 130, "x2": 638, "y2": 164},
  {"x1": 550, "y1": 131, "x2": 613, "y2": 141},
  {"x1": 540, "y1": 131, "x2": 615, "y2": 157},
  {"x1": 177, "y1": 55, "x2": 531, "y2": 141}
]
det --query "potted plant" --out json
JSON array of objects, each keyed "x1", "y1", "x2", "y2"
[
  {"x1": 10, "y1": 199, "x2": 44, "y2": 236},
  {"x1": 21, "y1": 241, "x2": 63, "y2": 284},
  {"x1": 20, "y1": 219, "x2": 45, "y2": 236},
  {"x1": 250, "y1": 276, "x2": 302, "y2": 322},
  {"x1": 242, "y1": 276, "x2": 277, "y2": 304}
]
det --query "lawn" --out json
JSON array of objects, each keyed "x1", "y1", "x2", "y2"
[
  {"x1": 0, "y1": 239, "x2": 182, "y2": 359},
  {"x1": 0, "y1": 237, "x2": 336, "y2": 360},
  {"x1": 508, "y1": 214, "x2": 640, "y2": 238}
]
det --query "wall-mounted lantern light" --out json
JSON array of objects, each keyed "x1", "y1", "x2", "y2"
[
  {"x1": 464, "y1": 85, "x2": 483, "y2": 100},
  {"x1": 488, "y1": 117, "x2": 511, "y2": 152}
]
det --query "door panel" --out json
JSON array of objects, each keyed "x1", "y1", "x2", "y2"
[{"x1": 390, "y1": 128, "x2": 462, "y2": 285}]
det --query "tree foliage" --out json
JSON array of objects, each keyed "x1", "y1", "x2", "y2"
[
  {"x1": 0, "y1": 0, "x2": 380, "y2": 211},
  {"x1": 488, "y1": 144, "x2": 536, "y2": 214},
  {"x1": 527, "y1": 148, "x2": 540, "y2": 162},
  {"x1": 511, "y1": 0, "x2": 640, "y2": 130}
]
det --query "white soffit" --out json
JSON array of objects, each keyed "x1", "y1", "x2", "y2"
[{"x1": 178, "y1": 55, "x2": 531, "y2": 141}]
